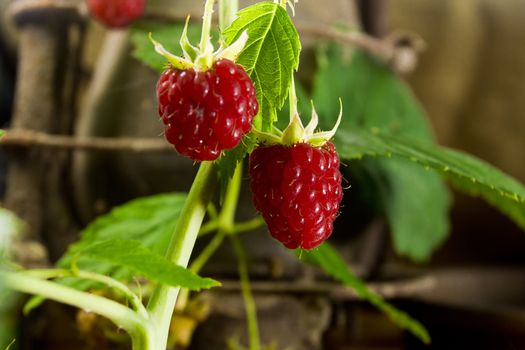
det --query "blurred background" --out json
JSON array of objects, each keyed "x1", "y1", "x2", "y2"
[{"x1": 1, "y1": 0, "x2": 525, "y2": 349}]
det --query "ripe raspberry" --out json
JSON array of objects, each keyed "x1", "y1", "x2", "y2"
[
  {"x1": 157, "y1": 59, "x2": 258, "y2": 161},
  {"x1": 87, "y1": 0, "x2": 146, "y2": 28},
  {"x1": 249, "y1": 141, "x2": 343, "y2": 250}
]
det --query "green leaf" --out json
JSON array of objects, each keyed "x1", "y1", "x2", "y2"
[
  {"x1": 223, "y1": 2, "x2": 301, "y2": 131},
  {"x1": 313, "y1": 48, "x2": 433, "y2": 138},
  {"x1": 336, "y1": 129, "x2": 525, "y2": 230},
  {"x1": 0, "y1": 130, "x2": 5, "y2": 139},
  {"x1": 77, "y1": 239, "x2": 219, "y2": 290},
  {"x1": 59, "y1": 192, "x2": 188, "y2": 282},
  {"x1": 26, "y1": 193, "x2": 189, "y2": 312},
  {"x1": 377, "y1": 160, "x2": 450, "y2": 260},
  {"x1": 130, "y1": 22, "x2": 203, "y2": 72},
  {"x1": 300, "y1": 243, "x2": 430, "y2": 344},
  {"x1": 312, "y1": 47, "x2": 451, "y2": 260},
  {"x1": 67, "y1": 193, "x2": 186, "y2": 254}
]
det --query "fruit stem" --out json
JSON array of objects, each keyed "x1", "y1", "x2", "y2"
[
  {"x1": 218, "y1": 161, "x2": 243, "y2": 233},
  {"x1": 219, "y1": 0, "x2": 238, "y2": 31},
  {"x1": 230, "y1": 235, "x2": 261, "y2": 350},
  {"x1": 232, "y1": 216, "x2": 265, "y2": 234},
  {"x1": 198, "y1": 0, "x2": 216, "y2": 69},
  {"x1": 147, "y1": 161, "x2": 217, "y2": 350},
  {"x1": 289, "y1": 73, "x2": 299, "y2": 124}
]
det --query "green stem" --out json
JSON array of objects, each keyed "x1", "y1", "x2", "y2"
[
  {"x1": 1, "y1": 271, "x2": 154, "y2": 349},
  {"x1": 207, "y1": 203, "x2": 219, "y2": 220},
  {"x1": 176, "y1": 230, "x2": 227, "y2": 311},
  {"x1": 199, "y1": 0, "x2": 216, "y2": 52},
  {"x1": 289, "y1": 73, "x2": 298, "y2": 123},
  {"x1": 219, "y1": 0, "x2": 238, "y2": 31},
  {"x1": 147, "y1": 162, "x2": 217, "y2": 350},
  {"x1": 198, "y1": 219, "x2": 220, "y2": 236},
  {"x1": 23, "y1": 268, "x2": 147, "y2": 318},
  {"x1": 230, "y1": 235, "x2": 261, "y2": 350},
  {"x1": 199, "y1": 216, "x2": 265, "y2": 237},
  {"x1": 218, "y1": 162, "x2": 243, "y2": 232},
  {"x1": 176, "y1": 162, "x2": 243, "y2": 311},
  {"x1": 232, "y1": 216, "x2": 265, "y2": 234}
]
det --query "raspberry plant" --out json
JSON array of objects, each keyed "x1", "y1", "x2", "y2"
[{"x1": 2, "y1": 0, "x2": 525, "y2": 349}]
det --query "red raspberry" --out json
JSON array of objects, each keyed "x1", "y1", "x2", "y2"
[
  {"x1": 157, "y1": 59, "x2": 258, "y2": 161},
  {"x1": 249, "y1": 141, "x2": 343, "y2": 250},
  {"x1": 87, "y1": 0, "x2": 146, "y2": 28}
]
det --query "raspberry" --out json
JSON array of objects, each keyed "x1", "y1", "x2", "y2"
[
  {"x1": 157, "y1": 59, "x2": 258, "y2": 161},
  {"x1": 249, "y1": 141, "x2": 343, "y2": 250},
  {"x1": 87, "y1": 0, "x2": 146, "y2": 28}
]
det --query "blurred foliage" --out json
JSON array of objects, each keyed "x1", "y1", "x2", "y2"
[{"x1": 312, "y1": 47, "x2": 451, "y2": 261}]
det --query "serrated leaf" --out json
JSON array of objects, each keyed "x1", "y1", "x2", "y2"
[
  {"x1": 313, "y1": 48, "x2": 433, "y2": 138},
  {"x1": 130, "y1": 22, "x2": 203, "y2": 72},
  {"x1": 336, "y1": 129, "x2": 525, "y2": 230},
  {"x1": 313, "y1": 47, "x2": 451, "y2": 261},
  {"x1": 69, "y1": 193, "x2": 186, "y2": 254},
  {"x1": 25, "y1": 193, "x2": 188, "y2": 313},
  {"x1": 59, "y1": 192, "x2": 188, "y2": 284},
  {"x1": 223, "y1": 2, "x2": 301, "y2": 131},
  {"x1": 300, "y1": 243, "x2": 430, "y2": 344},
  {"x1": 77, "y1": 239, "x2": 219, "y2": 290}
]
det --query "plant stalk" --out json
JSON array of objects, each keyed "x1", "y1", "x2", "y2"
[
  {"x1": 219, "y1": 0, "x2": 238, "y2": 31},
  {"x1": 0, "y1": 271, "x2": 154, "y2": 349},
  {"x1": 231, "y1": 235, "x2": 261, "y2": 350},
  {"x1": 199, "y1": 0, "x2": 216, "y2": 53},
  {"x1": 176, "y1": 162, "x2": 243, "y2": 311},
  {"x1": 22, "y1": 268, "x2": 147, "y2": 318},
  {"x1": 147, "y1": 161, "x2": 217, "y2": 349}
]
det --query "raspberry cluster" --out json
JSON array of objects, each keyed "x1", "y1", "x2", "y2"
[
  {"x1": 86, "y1": 0, "x2": 146, "y2": 28},
  {"x1": 157, "y1": 59, "x2": 258, "y2": 161},
  {"x1": 249, "y1": 141, "x2": 343, "y2": 249}
]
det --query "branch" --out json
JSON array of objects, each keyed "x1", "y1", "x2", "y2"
[
  {"x1": 0, "y1": 129, "x2": 173, "y2": 153},
  {"x1": 217, "y1": 275, "x2": 436, "y2": 300},
  {"x1": 295, "y1": 22, "x2": 425, "y2": 74}
]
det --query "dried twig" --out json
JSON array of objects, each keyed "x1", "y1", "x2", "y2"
[
  {"x1": 0, "y1": 129, "x2": 173, "y2": 153},
  {"x1": 296, "y1": 22, "x2": 425, "y2": 73},
  {"x1": 218, "y1": 275, "x2": 436, "y2": 300}
]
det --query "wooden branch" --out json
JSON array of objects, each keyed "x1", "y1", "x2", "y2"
[
  {"x1": 0, "y1": 129, "x2": 173, "y2": 153},
  {"x1": 296, "y1": 22, "x2": 425, "y2": 73},
  {"x1": 217, "y1": 275, "x2": 436, "y2": 300},
  {"x1": 296, "y1": 22, "x2": 393, "y2": 59}
]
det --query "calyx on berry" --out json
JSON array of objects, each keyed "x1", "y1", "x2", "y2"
[
  {"x1": 149, "y1": 1, "x2": 248, "y2": 72},
  {"x1": 253, "y1": 99, "x2": 343, "y2": 148}
]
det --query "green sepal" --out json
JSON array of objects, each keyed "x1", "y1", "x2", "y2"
[
  {"x1": 149, "y1": 33, "x2": 194, "y2": 70},
  {"x1": 180, "y1": 16, "x2": 198, "y2": 61}
]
